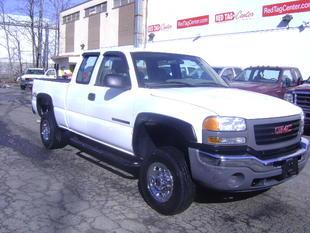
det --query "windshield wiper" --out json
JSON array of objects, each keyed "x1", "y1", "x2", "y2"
[
  {"x1": 165, "y1": 81, "x2": 195, "y2": 87},
  {"x1": 194, "y1": 82, "x2": 227, "y2": 87}
]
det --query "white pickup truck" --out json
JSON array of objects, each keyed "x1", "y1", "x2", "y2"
[
  {"x1": 32, "y1": 49, "x2": 310, "y2": 215},
  {"x1": 20, "y1": 68, "x2": 56, "y2": 90}
]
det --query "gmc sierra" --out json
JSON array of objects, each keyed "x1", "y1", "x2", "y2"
[{"x1": 32, "y1": 49, "x2": 309, "y2": 215}]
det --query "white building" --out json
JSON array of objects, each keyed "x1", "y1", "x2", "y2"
[
  {"x1": 58, "y1": 0, "x2": 310, "y2": 78},
  {"x1": 145, "y1": 0, "x2": 310, "y2": 78},
  {"x1": 57, "y1": 0, "x2": 135, "y2": 74}
]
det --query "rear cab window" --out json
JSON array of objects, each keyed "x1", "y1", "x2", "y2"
[{"x1": 76, "y1": 53, "x2": 99, "y2": 84}]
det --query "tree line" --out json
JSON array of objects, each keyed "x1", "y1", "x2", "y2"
[{"x1": 0, "y1": 0, "x2": 72, "y2": 79}]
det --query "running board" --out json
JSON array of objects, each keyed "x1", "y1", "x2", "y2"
[{"x1": 69, "y1": 135, "x2": 141, "y2": 177}]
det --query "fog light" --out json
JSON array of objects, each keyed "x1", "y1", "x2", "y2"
[{"x1": 228, "y1": 173, "x2": 245, "y2": 188}]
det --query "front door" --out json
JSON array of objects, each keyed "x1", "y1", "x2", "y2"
[{"x1": 85, "y1": 52, "x2": 135, "y2": 153}]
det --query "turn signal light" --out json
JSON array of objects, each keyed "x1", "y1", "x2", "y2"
[{"x1": 203, "y1": 117, "x2": 219, "y2": 131}]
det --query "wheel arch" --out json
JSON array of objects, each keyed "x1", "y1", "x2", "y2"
[
  {"x1": 36, "y1": 93, "x2": 54, "y2": 117},
  {"x1": 132, "y1": 113, "x2": 197, "y2": 160}
]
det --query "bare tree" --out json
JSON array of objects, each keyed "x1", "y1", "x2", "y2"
[
  {"x1": 48, "y1": 0, "x2": 72, "y2": 56},
  {"x1": 0, "y1": 0, "x2": 13, "y2": 75},
  {"x1": 24, "y1": 0, "x2": 38, "y2": 66},
  {"x1": 36, "y1": 0, "x2": 44, "y2": 67}
]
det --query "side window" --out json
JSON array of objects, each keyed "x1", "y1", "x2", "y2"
[
  {"x1": 236, "y1": 69, "x2": 252, "y2": 81},
  {"x1": 96, "y1": 56, "x2": 130, "y2": 86},
  {"x1": 47, "y1": 70, "x2": 55, "y2": 76},
  {"x1": 76, "y1": 55, "x2": 98, "y2": 84},
  {"x1": 282, "y1": 70, "x2": 294, "y2": 86}
]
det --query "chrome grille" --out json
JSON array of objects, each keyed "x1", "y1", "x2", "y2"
[{"x1": 295, "y1": 93, "x2": 310, "y2": 108}]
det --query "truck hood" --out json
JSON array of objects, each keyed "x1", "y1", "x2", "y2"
[
  {"x1": 149, "y1": 87, "x2": 301, "y2": 119},
  {"x1": 288, "y1": 83, "x2": 310, "y2": 92},
  {"x1": 229, "y1": 81, "x2": 280, "y2": 97},
  {"x1": 22, "y1": 74, "x2": 45, "y2": 79}
]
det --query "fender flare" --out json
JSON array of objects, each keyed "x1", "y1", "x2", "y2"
[
  {"x1": 132, "y1": 113, "x2": 197, "y2": 157},
  {"x1": 36, "y1": 93, "x2": 54, "y2": 117}
]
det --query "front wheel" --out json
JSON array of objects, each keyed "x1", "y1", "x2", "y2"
[
  {"x1": 20, "y1": 85, "x2": 26, "y2": 90},
  {"x1": 138, "y1": 146, "x2": 195, "y2": 215},
  {"x1": 40, "y1": 112, "x2": 67, "y2": 149}
]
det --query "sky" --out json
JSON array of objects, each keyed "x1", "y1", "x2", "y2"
[{"x1": 2, "y1": 0, "x2": 86, "y2": 20}]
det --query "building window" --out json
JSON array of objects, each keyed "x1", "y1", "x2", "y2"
[
  {"x1": 63, "y1": 12, "x2": 80, "y2": 24},
  {"x1": 113, "y1": 0, "x2": 133, "y2": 8},
  {"x1": 85, "y1": 2, "x2": 107, "y2": 17}
]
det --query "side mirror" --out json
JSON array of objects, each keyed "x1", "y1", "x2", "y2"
[{"x1": 104, "y1": 74, "x2": 131, "y2": 89}]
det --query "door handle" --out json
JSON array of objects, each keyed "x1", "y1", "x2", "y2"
[{"x1": 88, "y1": 93, "x2": 96, "y2": 101}]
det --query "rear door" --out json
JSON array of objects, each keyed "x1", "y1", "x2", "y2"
[
  {"x1": 86, "y1": 52, "x2": 135, "y2": 153},
  {"x1": 66, "y1": 52, "x2": 100, "y2": 135}
]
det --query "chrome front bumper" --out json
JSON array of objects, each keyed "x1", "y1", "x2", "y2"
[{"x1": 189, "y1": 137, "x2": 310, "y2": 191}]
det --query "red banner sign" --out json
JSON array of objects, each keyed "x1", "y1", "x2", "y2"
[
  {"x1": 148, "y1": 24, "x2": 161, "y2": 32},
  {"x1": 263, "y1": 0, "x2": 310, "y2": 17},
  {"x1": 215, "y1": 10, "x2": 254, "y2": 23},
  {"x1": 215, "y1": 12, "x2": 235, "y2": 23},
  {"x1": 177, "y1": 15, "x2": 209, "y2": 29}
]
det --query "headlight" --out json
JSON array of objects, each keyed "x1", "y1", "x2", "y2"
[
  {"x1": 203, "y1": 116, "x2": 246, "y2": 131},
  {"x1": 300, "y1": 111, "x2": 304, "y2": 135},
  {"x1": 284, "y1": 93, "x2": 294, "y2": 103}
]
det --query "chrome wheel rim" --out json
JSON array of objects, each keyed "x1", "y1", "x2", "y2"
[
  {"x1": 147, "y1": 162, "x2": 174, "y2": 203},
  {"x1": 41, "y1": 120, "x2": 50, "y2": 142}
]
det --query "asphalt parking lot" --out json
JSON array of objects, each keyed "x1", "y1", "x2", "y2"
[{"x1": 0, "y1": 85, "x2": 310, "y2": 233}]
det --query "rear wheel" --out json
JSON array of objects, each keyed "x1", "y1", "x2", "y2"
[
  {"x1": 138, "y1": 146, "x2": 195, "y2": 215},
  {"x1": 40, "y1": 111, "x2": 67, "y2": 149}
]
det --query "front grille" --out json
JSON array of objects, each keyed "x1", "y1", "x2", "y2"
[
  {"x1": 254, "y1": 119, "x2": 300, "y2": 145},
  {"x1": 25, "y1": 78, "x2": 33, "y2": 81},
  {"x1": 296, "y1": 93, "x2": 310, "y2": 108}
]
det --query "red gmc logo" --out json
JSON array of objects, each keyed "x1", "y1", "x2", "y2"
[{"x1": 274, "y1": 124, "x2": 293, "y2": 135}]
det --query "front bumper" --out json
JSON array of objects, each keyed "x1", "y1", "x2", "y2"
[{"x1": 189, "y1": 137, "x2": 310, "y2": 192}]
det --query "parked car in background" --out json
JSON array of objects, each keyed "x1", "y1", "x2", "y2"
[
  {"x1": 285, "y1": 77, "x2": 310, "y2": 129},
  {"x1": 20, "y1": 68, "x2": 56, "y2": 90},
  {"x1": 229, "y1": 66, "x2": 302, "y2": 99},
  {"x1": 212, "y1": 66, "x2": 243, "y2": 81}
]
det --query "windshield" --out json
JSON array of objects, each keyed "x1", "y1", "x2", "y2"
[
  {"x1": 131, "y1": 52, "x2": 228, "y2": 88},
  {"x1": 26, "y1": 69, "x2": 44, "y2": 75},
  {"x1": 235, "y1": 68, "x2": 280, "y2": 83}
]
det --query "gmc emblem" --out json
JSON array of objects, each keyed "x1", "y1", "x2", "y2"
[{"x1": 274, "y1": 124, "x2": 293, "y2": 135}]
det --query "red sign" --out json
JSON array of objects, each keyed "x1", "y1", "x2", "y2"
[
  {"x1": 177, "y1": 15, "x2": 209, "y2": 29},
  {"x1": 147, "y1": 23, "x2": 172, "y2": 32},
  {"x1": 263, "y1": 0, "x2": 310, "y2": 17},
  {"x1": 215, "y1": 12, "x2": 235, "y2": 23},
  {"x1": 148, "y1": 24, "x2": 161, "y2": 32},
  {"x1": 215, "y1": 10, "x2": 254, "y2": 23}
]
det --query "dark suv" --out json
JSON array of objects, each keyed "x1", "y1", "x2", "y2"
[
  {"x1": 285, "y1": 77, "x2": 310, "y2": 129},
  {"x1": 230, "y1": 66, "x2": 302, "y2": 99}
]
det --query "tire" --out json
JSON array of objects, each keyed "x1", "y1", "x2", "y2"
[
  {"x1": 138, "y1": 146, "x2": 195, "y2": 215},
  {"x1": 40, "y1": 111, "x2": 67, "y2": 149},
  {"x1": 20, "y1": 85, "x2": 26, "y2": 90}
]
